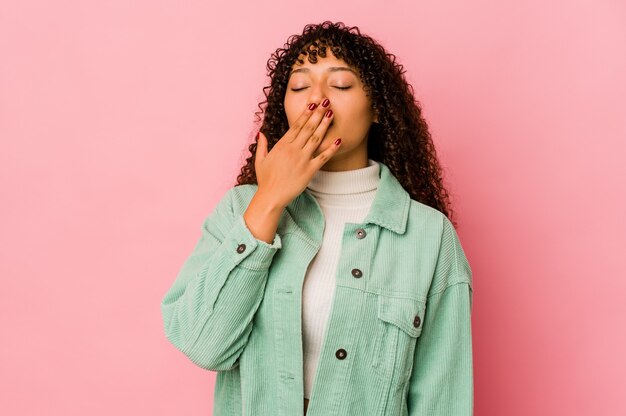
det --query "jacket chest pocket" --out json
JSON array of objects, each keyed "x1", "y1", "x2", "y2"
[{"x1": 371, "y1": 294, "x2": 425, "y2": 389}]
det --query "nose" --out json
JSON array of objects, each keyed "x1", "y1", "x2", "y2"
[
  {"x1": 306, "y1": 84, "x2": 329, "y2": 105},
  {"x1": 310, "y1": 96, "x2": 328, "y2": 106}
]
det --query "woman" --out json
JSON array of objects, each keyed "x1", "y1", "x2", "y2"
[{"x1": 161, "y1": 21, "x2": 474, "y2": 416}]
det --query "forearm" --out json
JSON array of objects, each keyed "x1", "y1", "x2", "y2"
[
  {"x1": 161, "y1": 188, "x2": 283, "y2": 371},
  {"x1": 243, "y1": 189, "x2": 285, "y2": 245}
]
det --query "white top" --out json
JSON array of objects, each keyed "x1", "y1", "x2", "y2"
[{"x1": 301, "y1": 158, "x2": 380, "y2": 399}]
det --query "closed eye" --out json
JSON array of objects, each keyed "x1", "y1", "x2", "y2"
[{"x1": 290, "y1": 86, "x2": 352, "y2": 92}]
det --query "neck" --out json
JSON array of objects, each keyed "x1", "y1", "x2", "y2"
[{"x1": 305, "y1": 158, "x2": 380, "y2": 208}]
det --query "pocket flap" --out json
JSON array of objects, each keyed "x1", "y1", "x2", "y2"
[{"x1": 378, "y1": 295, "x2": 424, "y2": 338}]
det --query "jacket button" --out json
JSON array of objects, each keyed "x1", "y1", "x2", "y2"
[
  {"x1": 351, "y1": 268, "x2": 362, "y2": 278},
  {"x1": 335, "y1": 348, "x2": 347, "y2": 360},
  {"x1": 236, "y1": 244, "x2": 246, "y2": 254},
  {"x1": 355, "y1": 228, "x2": 366, "y2": 239},
  {"x1": 413, "y1": 315, "x2": 421, "y2": 328}
]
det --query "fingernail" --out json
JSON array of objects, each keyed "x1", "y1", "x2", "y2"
[
  {"x1": 322, "y1": 98, "x2": 330, "y2": 107},
  {"x1": 334, "y1": 138, "x2": 342, "y2": 145},
  {"x1": 256, "y1": 132, "x2": 260, "y2": 140},
  {"x1": 308, "y1": 103, "x2": 317, "y2": 111},
  {"x1": 325, "y1": 110, "x2": 333, "y2": 118}
]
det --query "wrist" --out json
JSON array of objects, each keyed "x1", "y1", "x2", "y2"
[{"x1": 252, "y1": 188, "x2": 286, "y2": 213}]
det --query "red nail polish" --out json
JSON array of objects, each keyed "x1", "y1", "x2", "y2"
[
  {"x1": 308, "y1": 103, "x2": 317, "y2": 110},
  {"x1": 334, "y1": 138, "x2": 342, "y2": 145}
]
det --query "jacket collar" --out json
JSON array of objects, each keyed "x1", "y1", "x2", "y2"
[
  {"x1": 288, "y1": 161, "x2": 411, "y2": 246},
  {"x1": 360, "y1": 161, "x2": 411, "y2": 234}
]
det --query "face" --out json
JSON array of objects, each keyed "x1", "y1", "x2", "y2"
[{"x1": 284, "y1": 51, "x2": 378, "y2": 171}]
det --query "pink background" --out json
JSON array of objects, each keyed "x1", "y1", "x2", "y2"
[{"x1": 1, "y1": 1, "x2": 625, "y2": 415}]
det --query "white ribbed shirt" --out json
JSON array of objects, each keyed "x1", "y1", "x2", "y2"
[{"x1": 301, "y1": 158, "x2": 380, "y2": 399}]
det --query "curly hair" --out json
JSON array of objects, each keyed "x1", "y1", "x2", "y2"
[{"x1": 235, "y1": 21, "x2": 459, "y2": 227}]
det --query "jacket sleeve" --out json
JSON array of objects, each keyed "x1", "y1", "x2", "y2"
[
  {"x1": 160, "y1": 186, "x2": 282, "y2": 371},
  {"x1": 407, "y1": 216, "x2": 474, "y2": 415}
]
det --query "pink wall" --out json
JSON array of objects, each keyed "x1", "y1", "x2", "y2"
[{"x1": 1, "y1": 1, "x2": 625, "y2": 415}]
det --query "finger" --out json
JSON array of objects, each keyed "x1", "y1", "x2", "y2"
[
  {"x1": 310, "y1": 137, "x2": 342, "y2": 172},
  {"x1": 301, "y1": 107, "x2": 333, "y2": 155},
  {"x1": 292, "y1": 100, "x2": 329, "y2": 148},
  {"x1": 282, "y1": 101, "x2": 319, "y2": 145}
]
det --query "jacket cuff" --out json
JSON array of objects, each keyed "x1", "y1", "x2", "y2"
[{"x1": 223, "y1": 213, "x2": 282, "y2": 270}]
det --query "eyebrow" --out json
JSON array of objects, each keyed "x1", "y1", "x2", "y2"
[{"x1": 290, "y1": 66, "x2": 357, "y2": 76}]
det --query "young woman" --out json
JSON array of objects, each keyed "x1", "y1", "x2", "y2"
[{"x1": 161, "y1": 21, "x2": 474, "y2": 416}]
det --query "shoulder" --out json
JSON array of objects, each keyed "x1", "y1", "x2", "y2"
[
  {"x1": 406, "y1": 198, "x2": 464, "y2": 246},
  {"x1": 214, "y1": 184, "x2": 259, "y2": 215},
  {"x1": 228, "y1": 184, "x2": 258, "y2": 208},
  {"x1": 202, "y1": 184, "x2": 259, "y2": 229},
  {"x1": 406, "y1": 198, "x2": 472, "y2": 293},
  {"x1": 405, "y1": 198, "x2": 447, "y2": 243}
]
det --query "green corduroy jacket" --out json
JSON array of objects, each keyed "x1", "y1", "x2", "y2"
[{"x1": 160, "y1": 161, "x2": 474, "y2": 415}]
